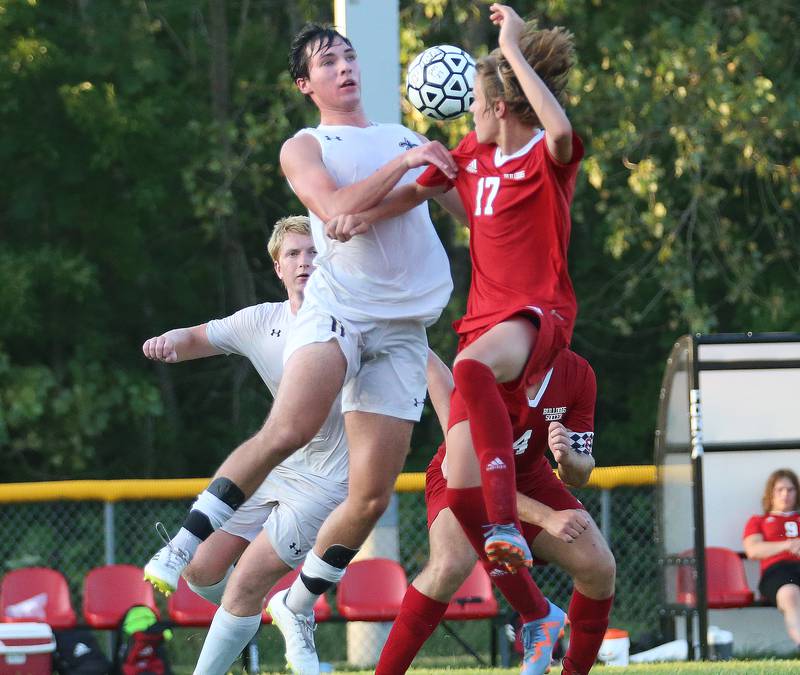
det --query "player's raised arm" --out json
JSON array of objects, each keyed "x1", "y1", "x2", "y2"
[
  {"x1": 281, "y1": 134, "x2": 455, "y2": 224},
  {"x1": 142, "y1": 324, "x2": 222, "y2": 363},
  {"x1": 490, "y1": 3, "x2": 573, "y2": 163}
]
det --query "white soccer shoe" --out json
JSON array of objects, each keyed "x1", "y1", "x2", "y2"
[
  {"x1": 267, "y1": 588, "x2": 319, "y2": 675},
  {"x1": 143, "y1": 524, "x2": 191, "y2": 596}
]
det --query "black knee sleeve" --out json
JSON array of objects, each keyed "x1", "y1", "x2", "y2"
[
  {"x1": 207, "y1": 477, "x2": 246, "y2": 510},
  {"x1": 183, "y1": 510, "x2": 214, "y2": 541},
  {"x1": 299, "y1": 572, "x2": 334, "y2": 595},
  {"x1": 320, "y1": 544, "x2": 359, "y2": 569}
]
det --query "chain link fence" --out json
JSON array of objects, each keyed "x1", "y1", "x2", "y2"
[{"x1": 0, "y1": 480, "x2": 659, "y2": 672}]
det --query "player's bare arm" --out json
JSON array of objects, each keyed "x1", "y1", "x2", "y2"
[
  {"x1": 490, "y1": 3, "x2": 573, "y2": 163},
  {"x1": 410, "y1": 131, "x2": 468, "y2": 227},
  {"x1": 433, "y1": 186, "x2": 468, "y2": 226},
  {"x1": 744, "y1": 533, "x2": 800, "y2": 560},
  {"x1": 142, "y1": 324, "x2": 222, "y2": 363},
  {"x1": 516, "y1": 493, "x2": 589, "y2": 544},
  {"x1": 325, "y1": 182, "x2": 445, "y2": 242},
  {"x1": 281, "y1": 134, "x2": 455, "y2": 224},
  {"x1": 549, "y1": 421, "x2": 594, "y2": 487}
]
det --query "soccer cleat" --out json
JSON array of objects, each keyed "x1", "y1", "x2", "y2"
[
  {"x1": 520, "y1": 601, "x2": 567, "y2": 675},
  {"x1": 143, "y1": 523, "x2": 191, "y2": 597},
  {"x1": 267, "y1": 588, "x2": 319, "y2": 675},
  {"x1": 484, "y1": 523, "x2": 533, "y2": 572}
]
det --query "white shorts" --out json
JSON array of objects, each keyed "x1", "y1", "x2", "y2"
[
  {"x1": 284, "y1": 302, "x2": 429, "y2": 422},
  {"x1": 221, "y1": 468, "x2": 347, "y2": 568}
]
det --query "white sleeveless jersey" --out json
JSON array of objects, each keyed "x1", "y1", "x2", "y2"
[
  {"x1": 294, "y1": 123, "x2": 453, "y2": 326},
  {"x1": 206, "y1": 300, "x2": 348, "y2": 485}
]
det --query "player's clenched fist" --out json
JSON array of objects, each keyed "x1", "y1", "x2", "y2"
[
  {"x1": 548, "y1": 421, "x2": 572, "y2": 464},
  {"x1": 142, "y1": 335, "x2": 178, "y2": 363},
  {"x1": 325, "y1": 214, "x2": 371, "y2": 242},
  {"x1": 545, "y1": 508, "x2": 591, "y2": 544}
]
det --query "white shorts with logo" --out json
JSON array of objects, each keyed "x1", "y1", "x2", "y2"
[
  {"x1": 284, "y1": 302, "x2": 430, "y2": 422},
  {"x1": 221, "y1": 468, "x2": 347, "y2": 568}
]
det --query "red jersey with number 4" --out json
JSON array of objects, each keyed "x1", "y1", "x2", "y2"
[
  {"x1": 439, "y1": 349, "x2": 596, "y2": 479},
  {"x1": 418, "y1": 129, "x2": 584, "y2": 340},
  {"x1": 743, "y1": 512, "x2": 800, "y2": 573}
]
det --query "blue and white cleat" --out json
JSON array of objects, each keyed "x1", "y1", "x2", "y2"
[
  {"x1": 520, "y1": 601, "x2": 566, "y2": 675},
  {"x1": 484, "y1": 523, "x2": 533, "y2": 572}
]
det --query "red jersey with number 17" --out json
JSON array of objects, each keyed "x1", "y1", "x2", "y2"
[{"x1": 418, "y1": 130, "x2": 584, "y2": 340}]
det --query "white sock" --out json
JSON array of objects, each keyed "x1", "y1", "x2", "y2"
[
  {"x1": 193, "y1": 491, "x2": 236, "y2": 530},
  {"x1": 192, "y1": 606, "x2": 261, "y2": 675},
  {"x1": 186, "y1": 566, "x2": 233, "y2": 605},
  {"x1": 171, "y1": 528, "x2": 202, "y2": 556},
  {"x1": 285, "y1": 550, "x2": 346, "y2": 616}
]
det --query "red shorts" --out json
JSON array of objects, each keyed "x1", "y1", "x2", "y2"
[
  {"x1": 425, "y1": 456, "x2": 584, "y2": 553},
  {"x1": 456, "y1": 304, "x2": 571, "y2": 397}
]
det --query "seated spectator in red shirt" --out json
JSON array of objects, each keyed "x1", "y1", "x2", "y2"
[{"x1": 743, "y1": 468, "x2": 800, "y2": 647}]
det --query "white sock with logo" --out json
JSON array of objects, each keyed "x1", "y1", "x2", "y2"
[{"x1": 193, "y1": 606, "x2": 260, "y2": 675}]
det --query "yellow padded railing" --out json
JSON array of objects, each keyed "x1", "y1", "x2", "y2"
[{"x1": 0, "y1": 465, "x2": 655, "y2": 503}]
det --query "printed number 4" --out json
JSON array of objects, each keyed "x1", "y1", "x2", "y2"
[
  {"x1": 474, "y1": 176, "x2": 500, "y2": 216},
  {"x1": 513, "y1": 429, "x2": 532, "y2": 455}
]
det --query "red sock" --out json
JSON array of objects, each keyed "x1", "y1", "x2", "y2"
[
  {"x1": 452, "y1": 359, "x2": 518, "y2": 524},
  {"x1": 375, "y1": 584, "x2": 448, "y2": 675},
  {"x1": 563, "y1": 590, "x2": 614, "y2": 675},
  {"x1": 447, "y1": 487, "x2": 548, "y2": 621}
]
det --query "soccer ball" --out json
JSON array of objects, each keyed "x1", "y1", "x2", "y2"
[{"x1": 406, "y1": 45, "x2": 476, "y2": 121}]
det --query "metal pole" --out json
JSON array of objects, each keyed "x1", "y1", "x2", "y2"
[
  {"x1": 104, "y1": 502, "x2": 115, "y2": 564},
  {"x1": 600, "y1": 489, "x2": 611, "y2": 542},
  {"x1": 690, "y1": 385, "x2": 708, "y2": 660}
]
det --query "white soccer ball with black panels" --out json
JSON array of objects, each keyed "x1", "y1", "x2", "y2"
[{"x1": 406, "y1": 44, "x2": 476, "y2": 121}]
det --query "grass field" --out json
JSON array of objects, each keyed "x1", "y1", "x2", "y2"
[{"x1": 251, "y1": 661, "x2": 800, "y2": 674}]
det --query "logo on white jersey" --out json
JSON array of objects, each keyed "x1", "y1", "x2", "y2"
[
  {"x1": 486, "y1": 457, "x2": 507, "y2": 471},
  {"x1": 503, "y1": 170, "x2": 526, "y2": 180},
  {"x1": 544, "y1": 406, "x2": 567, "y2": 422},
  {"x1": 466, "y1": 158, "x2": 478, "y2": 174}
]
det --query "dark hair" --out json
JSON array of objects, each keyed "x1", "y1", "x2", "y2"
[
  {"x1": 762, "y1": 469, "x2": 800, "y2": 513},
  {"x1": 288, "y1": 23, "x2": 352, "y2": 82},
  {"x1": 476, "y1": 22, "x2": 574, "y2": 127}
]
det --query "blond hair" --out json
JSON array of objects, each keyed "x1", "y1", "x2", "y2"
[
  {"x1": 267, "y1": 215, "x2": 311, "y2": 262},
  {"x1": 476, "y1": 22, "x2": 575, "y2": 127}
]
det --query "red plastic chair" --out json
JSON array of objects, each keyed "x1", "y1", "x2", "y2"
[
  {"x1": 336, "y1": 558, "x2": 407, "y2": 621},
  {"x1": 263, "y1": 568, "x2": 332, "y2": 624},
  {"x1": 676, "y1": 547, "x2": 755, "y2": 608},
  {"x1": 167, "y1": 577, "x2": 218, "y2": 627},
  {"x1": 82, "y1": 564, "x2": 158, "y2": 629},
  {"x1": 443, "y1": 563, "x2": 499, "y2": 620},
  {"x1": 0, "y1": 567, "x2": 77, "y2": 629}
]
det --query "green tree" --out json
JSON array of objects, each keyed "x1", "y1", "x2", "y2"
[{"x1": 2, "y1": 0, "x2": 797, "y2": 479}]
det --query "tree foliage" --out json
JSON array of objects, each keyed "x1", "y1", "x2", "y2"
[{"x1": 1, "y1": 0, "x2": 797, "y2": 479}]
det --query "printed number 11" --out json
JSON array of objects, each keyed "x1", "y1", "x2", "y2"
[{"x1": 474, "y1": 176, "x2": 500, "y2": 216}]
